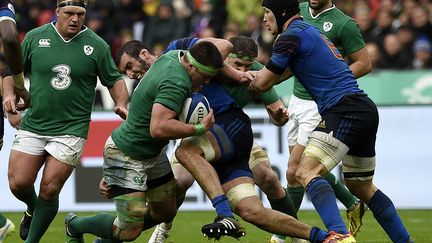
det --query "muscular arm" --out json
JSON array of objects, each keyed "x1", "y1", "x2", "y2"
[
  {"x1": 150, "y1": 103, "x2": 214, "y2": 139},
  {"x1": 0, "y1": 20, "x2": 22, "y2": 76},
  {"x1": 108, "y1": 79, "x2": 129, "y2": 120},
  {"x1": 250, "y1": 67, "x2": 282, "y2": 93},
  {"x1": 348, "y1": 47, "x2": 372, "y2": 78}
]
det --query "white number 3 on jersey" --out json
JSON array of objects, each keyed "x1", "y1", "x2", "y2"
[{"x1": 51, "y1": 64, "x2": 72, "y2": 90}]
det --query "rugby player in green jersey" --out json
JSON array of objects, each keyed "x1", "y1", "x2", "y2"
[
  {"x1": 273, "y1": 1, "x2": 372, "y2": 242},
  {"x1": 65, "y1": 41, "x2": 228, "y2": 242},
  {"x1": 6, "y1": 1, "x2": 129, "y2": 242}
]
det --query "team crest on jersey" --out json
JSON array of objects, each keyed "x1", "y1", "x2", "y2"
[
  {"x1": 323, "y1": 22, "x2": 333, "y2": 32},
  {"x1": 84, "y1": 45, "x2": 94, "y2": 55},
  {"x1": 7, "y1": 3, "x2": 15, "y2": 14},
  {"x1": 38, "y1": 39, "x2": 51, "y2": 48}
]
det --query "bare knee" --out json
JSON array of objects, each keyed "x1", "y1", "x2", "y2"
[
  {"x1": 238, "y1": 207, "x2": 262, "y2": 225},
  {"x1": 39, "y1": 180, "x2": 63, "y2": 200},
  {"x1": 253, "y1": 168, "x2": 280, "y2": 196},
  {"x1": 8, "y1": 173, "x2": 34, "y2": 196},
  {"x1": 286, "y1": 164, "x2": 299, "y2": 186}
]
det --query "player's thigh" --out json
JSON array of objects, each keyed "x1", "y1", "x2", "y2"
[
  {"x1": 174, "y1": 131, "x2": 221, "y2": 163},
  {"x1": 300, "y1": 131, "x2": 349, "y2": 179},
  {"x1": 9, "y1": 130, "x2": 48, "y2": 186},
  {"x1": 172, "y1": 163, "x2": 195, "y2": 193},
  {"x1": 44, "y1": 134, "x2": 86, "y2": 166},
  {"x1": 39, "y1": 155, "x2": 75, "y2": 198},
  {"x1": 146, "y1": 178, "x2": 177, "y2": 221}
]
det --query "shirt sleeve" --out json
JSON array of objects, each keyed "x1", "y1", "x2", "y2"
[
  {"x1": 338, "y1": 19, "x2": 366, "y2": 55},
  {"x1": 154, "y1": 78, "x2": 189, "y2": 113},
  {"x1": 266, "y1": 34, "x2": 300, "y2": 75},
  {"x1": 164, "y1": 37, "x2": 199, "y2": 52},
  {"x1": 97, "y1": 48, "x2": 123, "y2": 88}
]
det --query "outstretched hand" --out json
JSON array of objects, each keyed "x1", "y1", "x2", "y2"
[
  {"x1": 266, "y1": 105, "x2": 289, "y2": 126},
  {"x1": 3, "y1": 88, "x2": 30, "y2": 114}
]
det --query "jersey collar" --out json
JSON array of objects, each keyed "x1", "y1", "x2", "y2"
[
  {"x1": 308, "y1": 4, "x2": 336, "y2": 19},
  {"x1": 51, "y1": 22, "x2": 88, "y2": 43}
]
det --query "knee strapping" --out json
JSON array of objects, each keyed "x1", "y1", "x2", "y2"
[{"x1": 303, "y1": 131, "x2": 349, "y2": 171}]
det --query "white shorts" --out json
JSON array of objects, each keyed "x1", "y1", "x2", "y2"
[
  {"x1": 286, "y1": 95, "x2": 321, "y2": 146},
  {"x1": 12, "y1": 130, "x2": 86, "y2": 166}
]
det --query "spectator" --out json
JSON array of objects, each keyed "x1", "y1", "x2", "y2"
[
  {"x1": 380, "y1": 33, "x2": 412, "y2": 69},
  {"x1": 412, "y1": 37, "x2": 432, "y2": 69},
  {"x1": 411, "y1": 6, "x2": 432, "y2": 41},
  {"x1": 143, "y1": 1, "x2": 187, "y2": 50},
  {"x1": 370, "y1": 9, "x2": 395, "y2": 48}
]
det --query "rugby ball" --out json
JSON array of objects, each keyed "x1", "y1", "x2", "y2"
[{"x1": 179, "y1": 93, "x2": 210, "y2": 124}]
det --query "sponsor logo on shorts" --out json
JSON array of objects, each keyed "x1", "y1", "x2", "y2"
[{"x1": 317, "y1": 120, "x2": 326, "y2": 128}]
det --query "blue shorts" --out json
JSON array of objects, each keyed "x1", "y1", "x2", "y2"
[
  {"x1": 210, "y1": 107, "x2": 253, "y2": 184},
  {"x1": 314, "y1": 93, "x2": 378, "y2": 157}
]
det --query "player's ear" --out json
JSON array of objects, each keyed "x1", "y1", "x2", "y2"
[{"x1": 139, "y1": 49, "x2": 150, "y2": 59}]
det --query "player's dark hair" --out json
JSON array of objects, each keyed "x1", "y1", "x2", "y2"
[
  {"x1": 188, "y1": 41, "x2": 224, "y2": 69},
  {"x1": 229, "y1": 36, "x2": 258, "y2": 58},
  {"x1": 116, "y1": 40, "x2": 155, "y2": 66}
]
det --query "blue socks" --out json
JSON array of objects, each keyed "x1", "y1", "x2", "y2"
[
  {"x1": 306, "y1": 177, "x2": 348, "y2": 234},
  {"x1": 211, "y1": 195, "x2": 233, "y2": 218},
  {"x1": 368, "y1": 190, "x2": 411, "y2": 243},
  {"x1": 309, "y1": 226, "x2": 329, "y2": 242}
]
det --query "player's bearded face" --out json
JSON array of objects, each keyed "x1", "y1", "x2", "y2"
[
  {"x1": 309, "y1": 0, "x2": 329, "y2": 11},
  {"x1": 56, "y1": 6, "x2": 86, "y2": 39}
]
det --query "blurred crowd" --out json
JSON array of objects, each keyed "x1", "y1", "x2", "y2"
[{"x1": 7, "y1": 0, "x2": 432, "y2": 70}]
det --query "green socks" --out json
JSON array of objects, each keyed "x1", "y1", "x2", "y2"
[
  {"x1": 324, "y1": 173, "x2": 357, "y2": 209},
  {"x1": 20, "y1": 187, "x2": 37, "y2": 214},
  {"x1": 70, "y1": 213, "x2": 116, "y2": 238},
  {"x1": 143, "y1": 212, "x2": 158, "y2": 231},
  {"x1": 0, "y1": 214, "x2": 6, "y2": 227},
  {"x1": 268, "y1": 191, "x2": 298, "y2": 219},
  {"x1": 25, "y1": 197, "x2": 59, "y2": 243},
  {"x1": 286, "y1": 186, "x2": 305, "y2": 212}
]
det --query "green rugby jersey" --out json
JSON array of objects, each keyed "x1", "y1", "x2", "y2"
[
  {"x1": 294, "y1": 2, "x2": 366, "y2": 100},
  {"x1": 20, "y1": 23, "x2": 121, "y2": 138},
  {"x1": 112, "y1": 50, "x2": 192, "y2": 160},
  {"x1": 223, "y1": 61, "x2": 280, "y2": 108}
]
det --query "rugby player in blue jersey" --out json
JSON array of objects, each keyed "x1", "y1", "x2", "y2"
[{"x1": 250, "y1": 0, "x2": 413, "y2": 242}]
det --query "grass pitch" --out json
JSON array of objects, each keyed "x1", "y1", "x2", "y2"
[{"x1": 2, "y1": 209, "x2": 432, "y2": 242}]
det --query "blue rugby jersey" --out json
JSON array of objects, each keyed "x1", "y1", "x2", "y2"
[{"x1": 266, "y1": 18, "x2": 363, "y2": 113}]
